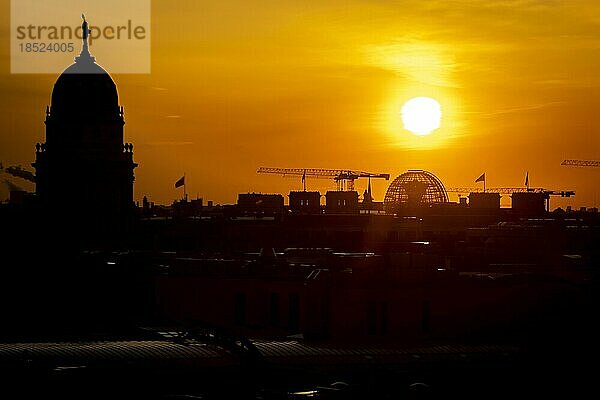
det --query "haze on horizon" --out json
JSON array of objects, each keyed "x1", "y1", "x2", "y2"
[{"x1": 0, "y1": 0, "x2": 598, "y2": 208}]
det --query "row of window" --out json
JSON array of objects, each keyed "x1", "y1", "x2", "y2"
[
  {"x1": 234, "y1": 292, "x2": 300, "y2": 330},
  {"x1": 234, "y1": 295, "x2": 431, "y2": 336},
  {"x1": 367, "y1": 300, "x2": 430, "y2": 335}
]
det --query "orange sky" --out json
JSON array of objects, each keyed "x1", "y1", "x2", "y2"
[{"x1": 1, "y1": 0, "x2": 599, "y2": 208}]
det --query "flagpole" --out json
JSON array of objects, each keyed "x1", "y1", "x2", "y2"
[{"x1": 302, "y1": 169, "x2": 306, "y2": 192}]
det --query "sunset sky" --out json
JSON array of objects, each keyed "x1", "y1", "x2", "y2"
[{"x1": 1, "y1": 0, "x2": 599, "y2": 208}]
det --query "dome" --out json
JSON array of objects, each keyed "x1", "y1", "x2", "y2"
[
  {"x1": 384, "y1": 170, "x2": 448, "y2": 211},
  {"x1": 50, "y1": 56, "x2": 119, "y2": 120}
]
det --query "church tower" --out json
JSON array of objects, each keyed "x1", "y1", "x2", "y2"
[{"x1": 33, "y1": 16, "x2": 137, "y2": 228}]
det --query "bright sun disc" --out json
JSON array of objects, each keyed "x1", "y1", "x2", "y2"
[{"x1": 401, "y1": 97, "x2": 442, "y2": 135}]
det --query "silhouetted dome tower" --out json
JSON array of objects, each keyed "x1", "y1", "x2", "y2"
[
  {"x1": 384, "y1": 170, "x2": 448, "y2": 213},
  {"x1": 33, "y1": 15, "x2": 137, "y2": 227}
]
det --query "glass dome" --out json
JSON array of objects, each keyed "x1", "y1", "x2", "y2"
[{"x1": 384, "y1": 170, "x2": 448, "y2": 212}]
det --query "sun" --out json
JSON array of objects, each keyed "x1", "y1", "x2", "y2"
[{"x1": 401, "y1": 97, "x2": 442, "y2": 135}]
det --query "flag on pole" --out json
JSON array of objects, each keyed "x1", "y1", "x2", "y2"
[
  {"x1": 475, "y1": 173, "x2": 485, "y2": 183},
  {"x1": 175, "y1": 175, "x2": 185, "y2": 188},
  {"x1": 525, "y1": 171, "x2": 529, "y2": 188}
]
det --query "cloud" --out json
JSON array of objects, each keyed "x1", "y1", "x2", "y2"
[
  {"x1": 534, "y1": 79, "x2": 600, "y2": 88},
  {"x1": 481, "y1": 101, "x2": 565, "y2": 117},
  {"x1": 143, "y1": 141, "x2": 194, "y2": 147},
  {"x1": 365, "y1": 39, "x2": 460, "y2": 88}
]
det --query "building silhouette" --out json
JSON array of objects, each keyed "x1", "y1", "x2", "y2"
[{"x1": 32, "y1": 16, "x2": 137, "y2": 230}]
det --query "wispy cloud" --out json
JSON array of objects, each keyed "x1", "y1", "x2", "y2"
[
  {"x1": 144, "y1": 141, "x2": 193, "y2": 146},
  {"x1": 365, "y1": 39, "x2": 460, "y2": 88},
  {"x1": 534, "y1": 79, "x2": 600, "y2": 88},
  {"x1": 481, "y1": 101, "x2": 565, "y2": 117}
]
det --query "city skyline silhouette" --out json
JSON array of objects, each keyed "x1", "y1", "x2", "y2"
[
  {"x1": 0, "y1": 1, "x2": 598, "y2": 208},
  {"x1": 0, "y1": 5, "x2": 599, "y2": 400}
]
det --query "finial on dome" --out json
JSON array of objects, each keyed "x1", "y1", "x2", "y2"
[{"x1": 75, "y1": 13, "x2": 95, "y2": 63}]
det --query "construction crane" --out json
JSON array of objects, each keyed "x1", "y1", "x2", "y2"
[
  {"x1": 561, "y1": 159, "x2": 600, "y2": 167},
  {"x1": 257, "y1": 167, "x2": 390, "y2": 191},
  {"x1": 446, "y1": 187, "x2": 574, "y2": 196},
  {"x1": 447, "y1": 187, "x2": 575, "y2": 197}
]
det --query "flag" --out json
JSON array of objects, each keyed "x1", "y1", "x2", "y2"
[
  {"x1": 175, "y1": 175, "x2": 185, "y2": 188},
  {"x1": 475, "y1": 173, "x2": 485, "y2": 183},
  {"x1": 525, "y1": 171, "x2": 529, "y2": 187}
]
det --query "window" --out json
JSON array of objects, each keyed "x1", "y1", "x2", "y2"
[
  {"x1": 422, "y1": 300, "x2": 430, "y2": 332},
  {"x1": 368, "y1": 301, "x2": 388, "y2": 336},
  {"x1": 234, "y1": 293, "x2": 246, "y2": 326},
  {"x1": 270, "y1": 293, "x2": 280, "y2": 326},
  {"x1": 380, "y1": 303, "x2": 388, "y2": 335},
  {"x1": 367, "y1": 301, "x2": 377, "y2": 335},
  {"x1": 289, "y1": 293, "x2": 300, "y2": 331}
]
